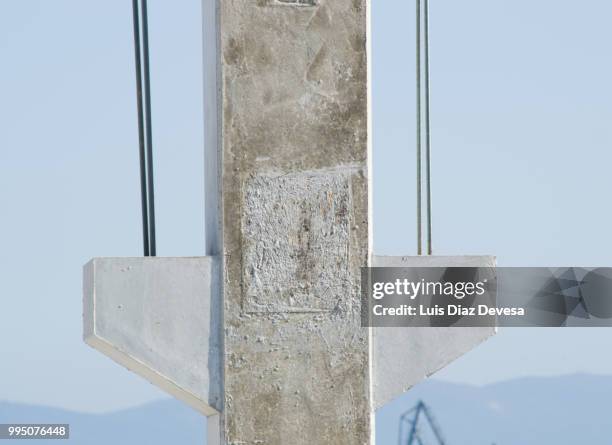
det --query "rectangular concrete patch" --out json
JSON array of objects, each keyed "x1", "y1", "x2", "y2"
[{"x1": 242, "y1": 168, "x2": 353, "y2": 313}]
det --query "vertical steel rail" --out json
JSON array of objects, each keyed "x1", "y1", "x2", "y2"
[
  {"x1": 131, "y1": 0, "x2": 156, "y2": 256},
  {"x1": 140, "y1": 0, "x2": 157, "y2": 256},
  {"x1": 132, "y1": 0, "x2": 150, "y2": 257},
  {"x1": 416, "y1": 0, "x2": 433, "y2": 255},
  {"x1": 416, "y1": 0, "x2": 423, "y2": 256},
  {"x1": 424, "y1": 0, "x2": 432, "y2": 255}
]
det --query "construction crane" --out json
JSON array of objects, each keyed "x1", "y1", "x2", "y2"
[{"x1": 398, "y1": 401, "x2": 446, "y2": 445}]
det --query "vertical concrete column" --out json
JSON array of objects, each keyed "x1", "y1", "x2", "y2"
[{"x1": 205, "y1": 0, "x2": 372, "y2": 443}]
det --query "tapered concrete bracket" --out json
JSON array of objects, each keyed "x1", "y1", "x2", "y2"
[
  {"x1": 372, "y1": 255, "x2": 497, "y2": 409},
  {"x1": 84, "y1": 255, "x2": 496, "y2": 418},
  {"x1": 83, "y1": 257, "x2": 222, "y2": 416}
]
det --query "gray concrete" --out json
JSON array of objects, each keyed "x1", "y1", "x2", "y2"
[
  {"x1": 84, "y1": 1, "x2": 498, "y2": 443},
  {"x1": 207, "y1": 0, "x2": 373, "y2": 443},
  {"x1": 372, "y1": 256, "x2": 496, "y2": 408},
  {"x1": 84, "y1": 254, "x2": 497, "y2": 442},
  {"x1": 83, "y1": 257, "x2": 222, "y2": 416}
]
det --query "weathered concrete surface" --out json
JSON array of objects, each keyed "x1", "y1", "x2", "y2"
[
  {"x1": 83, "y1": 254, "x2": 497, "y2": 439},
  {"x1": 83, "y1": 1, "x2": 499, "y2": 443},
  {"x1": 372, "y1": 256, "x2": 496, "y2": 408},
  {"x1": 83, "y1": 257, "x2": 222, "y2": 416},
  {"x1": 207, "y1": 0, "x2": 372, "y2": 443}
]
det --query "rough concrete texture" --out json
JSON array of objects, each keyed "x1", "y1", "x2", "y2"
[
  {"x1": 372, "y1": 256, "x2": 496, "y2": 409},
  {"x1": 213, "y1": 0, "x2": 372, "y2": 443},
  {"x1": 242, "y1": 168, "x2": 355, "y2": 313},
  {"x1": 83, "y1": 1, "x2": 499, "y2": 442},
  {"x1": 83, "y1": 257, "x2": 222, "y2": 416}
]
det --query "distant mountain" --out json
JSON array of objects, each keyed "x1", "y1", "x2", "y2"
[
  {"x1": 376, "y1": 373, "x2": 612, "y2": 445},
  {"x1": 2, "y1": 374, "x2": 610, "y2": 444},
  {"x1": 0, "y1": 399, "x2": 205, "y2": 444}
]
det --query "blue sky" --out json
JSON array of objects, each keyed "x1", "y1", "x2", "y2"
[{"x1": 1, "y1": 0, "x2": 611, "y2": 415}]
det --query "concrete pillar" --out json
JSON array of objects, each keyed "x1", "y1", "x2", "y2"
[
  {"x1": 204, "y1": 0, "x2": 372, "y2": 443},
  {"x1": 83, "y1": 2, "x2": 497, "y2": 444}
]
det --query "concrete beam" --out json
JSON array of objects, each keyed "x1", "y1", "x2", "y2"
[
  {"x1": 372, "y1": 255, "x2": 496, "y2": 409},
  {"x1": 83, "y1": 257, "x2": 222, "y2": 416}
]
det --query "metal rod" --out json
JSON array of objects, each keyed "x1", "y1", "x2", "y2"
[
  {"x1": 140, "y1": 0, "x2": 157, "y2": 256},
  {"x1": 416, "y1": 0, "x2": 422, "y2": 256},
  {"x1": 424, "y1": 0, "x2": 432, "y2": 255},
  {"x1": 132, "y1": 0, "x2": 150, "y2": 257}
]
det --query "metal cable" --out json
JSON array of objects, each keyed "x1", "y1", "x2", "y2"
[
  {"x1": 140, "y1": 0, "x2": 157, "y2": 256},
  {"x1": 131, "y1": 0, "x2": 156, "y2": 256},
  {"x1": 132, "y1": 0, "x2": 150, "y2": 257},
  {"x1": 416, "y1": 0, "x2": 422, "y2": 256},
  {"x1": 424, "y1": 0, "x2": 432, "y2": 255},
  {"x1": 416, "y1": 0, "x2": 433, "y2": 256}
]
